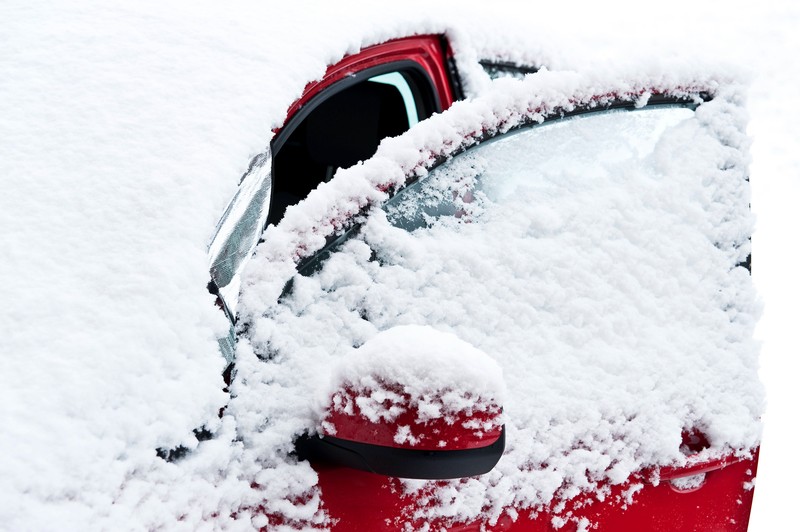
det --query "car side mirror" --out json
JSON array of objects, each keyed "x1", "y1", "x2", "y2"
[{"x1": 296, "y1": 326, "x2": 506, "y2": 479}]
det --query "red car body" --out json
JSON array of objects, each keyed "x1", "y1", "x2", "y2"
[
  {"x1": 316, "y1": 453, "x2": 757, "y2": 531},
  {"x1": 279, "y1": 35, "x2": 457, "y2": 135},
  {"x1": 237, "y1": 34, "x2": 760, "y2": 532}
]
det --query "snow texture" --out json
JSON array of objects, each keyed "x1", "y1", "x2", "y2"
[
  {"x1": 0, "y1": 2, "x2": 478, "y2": 529},
  {"x1": 321, "y1": 325, "x2": 505, "y2": 444},
  {"x1": 1, "y1": 0, "x2": 764, "y2": 530},
  {"x1": 236, "y1": 72, "x2": 761, "y2": 527}
]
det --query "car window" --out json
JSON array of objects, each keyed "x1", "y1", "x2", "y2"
[
  {"x1": 268, "y1": 66, "x2": 438, "y2": 225},
  {"x1": 383, "y1": 106, "x2": 693, "y2": 230},
  {"x1": 209, "y1": 65, "x2": 440, "y2": 316}
]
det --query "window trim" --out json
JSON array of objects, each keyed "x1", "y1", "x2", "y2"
[
  {"x1": 294, "y1": 97, "x2": 704, "y2": 276},
  {"x1": 276, "y1": 35, "x2": 456, "y2": 136},
  {"x1": 271, "y1": 60, "x2": 440, "y2": 155},
  {"x1": 268, "y1": 60, "x2": 441, "y2": 227}
]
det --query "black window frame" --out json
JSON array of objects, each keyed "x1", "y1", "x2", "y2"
[{"x1": 267, "y1": 61, "x2": 442, "y2": 227}]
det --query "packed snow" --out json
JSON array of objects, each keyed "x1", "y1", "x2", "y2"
[
  {"x1": 234, "y1": 73, "x2": 760, "y2": 528},
  {"x1": 2, "y1": 0, "x2": 790, "y2": 530}
]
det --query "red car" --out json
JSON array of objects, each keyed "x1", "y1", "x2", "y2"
[
  {"x1": 4, "y1": 5, "x2": 764, "y2": 529},
  {"x1": 206, "y1": 34, "x2": 761, "y2": 531}
]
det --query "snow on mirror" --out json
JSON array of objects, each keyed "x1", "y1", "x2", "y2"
[{"x1": 250, "y1": 104, "x2": 759, "y2": 525}]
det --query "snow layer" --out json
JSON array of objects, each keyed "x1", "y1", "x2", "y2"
[
  {"x1": 235, "y1": 71, "x2": 761, "y2": 527},
  {"x1": 321, "y1": 325, "x2": 505, "y2": 446},
  {"x1": 2, "y1": 0, "x2": 765, "y2": 530},
  {"x1": 0, "y1": 1, "x2": 481, "y2": 529}
]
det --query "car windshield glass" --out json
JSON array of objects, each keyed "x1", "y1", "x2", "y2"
[
  {"x1": 208, "y1": 153, "x2": 271, "y2": 293},
  {"x1": 247, "y1": 104, "x2": 758, "y2": 517}
]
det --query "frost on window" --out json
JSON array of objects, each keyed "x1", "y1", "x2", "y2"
[
  {"x1": 246, "y1": 102, "x2": 759, "y2": 527},
  {"x1": 479, "y1": 60, "x2": 539, "y2": 80},
  {"x1": 386, "y1": 106, "x2": 695, "y2": 233},
  {"x1": 384, "y1": 152, "x2": 489, "y2": 230}
]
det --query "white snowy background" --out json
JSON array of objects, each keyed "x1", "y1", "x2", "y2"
[{"x1": 2, "y1": 0, "x2": 796, "y2": 530}]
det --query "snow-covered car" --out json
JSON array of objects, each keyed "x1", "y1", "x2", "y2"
[
  {"x1": 206, "y1": 34, "x2": 462, "y2": 365},
  {"x1": 2, "y1": 4, "x2": 761, "y2": 531},
  {"x1": 213, "y1": 45, "x2": 761, "y2": 532}
]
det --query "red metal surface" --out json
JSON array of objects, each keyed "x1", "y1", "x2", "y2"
[
  {"x1": 263, "y1": 52, "x2": 755, "y2": 529},
  {"x1": 315, "y1": 449, "x2": 759, "y2": 531},
  {"x1": 277, "y1": 35, "x2": 455, "y2": 134},
  {"x1": 324, "y1": 384, "x2": 503, "y2": 450}
]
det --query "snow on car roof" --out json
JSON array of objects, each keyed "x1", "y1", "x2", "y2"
[{"x1": 1, "y1": 0, "x2": 761, "y2": 530}]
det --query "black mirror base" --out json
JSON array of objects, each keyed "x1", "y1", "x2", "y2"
[{"x1": 295, "y1": 426, "x2": 505, "y2": 480}]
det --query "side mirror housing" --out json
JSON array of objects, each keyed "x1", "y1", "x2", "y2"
[{"x1": 297, "y1": 326, "x2": 505, "y2": 479}]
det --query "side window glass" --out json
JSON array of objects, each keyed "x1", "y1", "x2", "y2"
[
  {"x1": 479, "y1": 60, "x2": 539, "y2": 81},
  {"x1": 383, "y1": 152, "x2": 486, "y2": 231},
  {"x1": 384, "y1": 106, "x2": 694, "y2": 231},
  {"x1": 268, "y1": 68, "x2": 437, "y2": 225}
]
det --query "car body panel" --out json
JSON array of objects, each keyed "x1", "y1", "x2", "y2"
[{"x1": 314, "y1": 452, "x2": 757, "y2": 531}]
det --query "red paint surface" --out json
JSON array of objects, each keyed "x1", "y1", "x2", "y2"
[
  {"x1": 324, "y1": 385, "x2": 503, "y2": 451},
  {"x1": 315, "y1": 450, "x2": 759, "y2": 531},
  {"x1": 277, "y1": 35, "x2": 455, "y2": 134}
]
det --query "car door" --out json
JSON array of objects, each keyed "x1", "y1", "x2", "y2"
[
  {"x1": 232, "y1": 69, "x2": 760, "y2": 531},
  {"x1": 206, "y1": 35, "x2": 460, "y2": 363}
]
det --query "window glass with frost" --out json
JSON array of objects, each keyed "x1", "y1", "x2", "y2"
[{"x1": 258, "y1": 104, "x2": 759, "y2": 519}]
